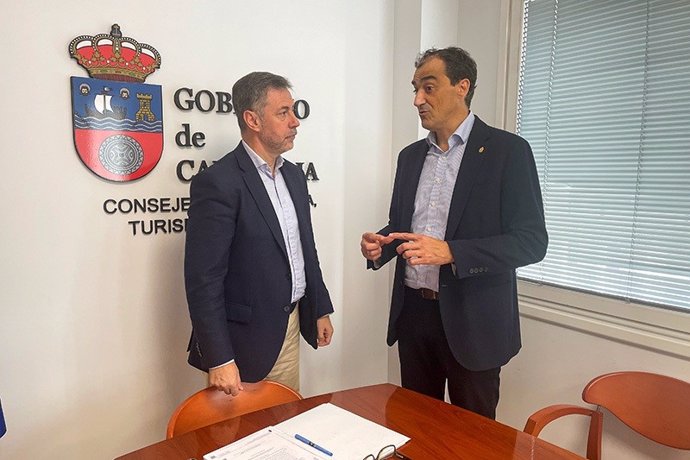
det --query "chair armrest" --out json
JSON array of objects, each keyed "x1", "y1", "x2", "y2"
[
  {"x1": 524, "y1": 404, "x2": 597, "y2": 436},
  {"x1": 524, "y1": 403, "x2": 603, "y2": 460}
]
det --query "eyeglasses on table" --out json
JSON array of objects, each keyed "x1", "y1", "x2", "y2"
[{"x1": 362, "y1": 444, "x2": 410, "y2": 460}]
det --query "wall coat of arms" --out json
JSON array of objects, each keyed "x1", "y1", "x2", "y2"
[{"x1": 69, "y1": 24, "x2": 163, "y2": 181}]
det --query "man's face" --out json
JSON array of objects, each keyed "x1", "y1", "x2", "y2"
[
  {"x1": 412, "y1": 57, "x2": 469, "y2": 135},
  {"x1": 255, "y1": 88, "x2": 300, "y2": 155}
]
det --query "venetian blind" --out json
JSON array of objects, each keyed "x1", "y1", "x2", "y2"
[{"x1": 517, "y1": 0, "x2": 690, "y2": 311}]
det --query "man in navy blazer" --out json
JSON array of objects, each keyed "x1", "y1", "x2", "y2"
[
  {"x1": 361, "y1": 47, "x2": 547, "y2": 419},
  {"x1": 185, "y1": 72, "x2": 334, "y2": 395}
]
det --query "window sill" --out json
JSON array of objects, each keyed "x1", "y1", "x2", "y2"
[{"x1": 517, "y1": 280, "x2": 690, "y2": 359}]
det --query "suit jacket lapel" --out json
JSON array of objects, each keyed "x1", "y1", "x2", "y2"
[
  {"x1": 445, "y1": 117, "x2": 490, "y2": 239},
  {"x1": 400, "y1": 142, "x2": 429, "y2": 231},
  {"x1": 235, "y1": 143, "x2": 288, "y2": 258}
]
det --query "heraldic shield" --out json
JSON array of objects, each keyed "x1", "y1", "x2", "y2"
[
  {"x1": 71, "y1": 77, "x2": 163, "y2": 181},
  {"x1": 69, "y1": 24, "x2": 163, "y2": 182}
]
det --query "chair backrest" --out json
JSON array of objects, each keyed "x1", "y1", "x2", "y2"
[
  {"x1": 166, "y1": 380, "x2": 302, "y2": 438},
  {"x1": 583, "y1": 371, "x2": 690, "y2": 450}
]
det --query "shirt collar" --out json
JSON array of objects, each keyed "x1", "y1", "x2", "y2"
[
  {"x1": 426, "y1": 111, "x2": 475, "y2": 153},
  {"x1": 242, "y1": 140, "x2": 284, "y2": 172}
]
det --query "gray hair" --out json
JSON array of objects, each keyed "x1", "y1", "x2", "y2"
[{"x1": 232, "y1": 71, "x2": 293, "y2": 131}]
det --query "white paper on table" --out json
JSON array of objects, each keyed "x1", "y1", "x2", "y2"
[
  {"x1": 203, "y1": 426, "x2": 330, "y2": 460},
  {"x1": 274, "y1": 403, "x2": 410, "y2": 459}
]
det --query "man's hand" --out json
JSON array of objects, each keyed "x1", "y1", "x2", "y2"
[
  {"x1": 208, "y1": 362, "x2": 244, "y2": 396},
  {"x1": 316, "y1": 315, "x2": 334, "y2": 347},
  {"x1": 360, "y1": 232, "x2": 395, "y2": 261},
  {"x1": 389, "y1": 232, "x2": 454, "y2": 266}
]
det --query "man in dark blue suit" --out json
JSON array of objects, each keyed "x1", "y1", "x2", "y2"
[
  {"x1": 361, "y1": 47, "x2": 547, "y2": 419},
  {"x1": 185, "y1": 72, "x2": 334, "y2": 395}
]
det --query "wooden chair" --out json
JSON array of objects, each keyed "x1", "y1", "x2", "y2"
[
  {"x1": 166, "y1": 380, "x2": 302, "y2": 438},
  {"x1": 523, "y1": 371, "x2": 690, "y2": 460}
]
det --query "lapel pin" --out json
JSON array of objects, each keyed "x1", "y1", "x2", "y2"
[{"x1": 479, "y1": 146, "x2": 485, "y2": 153}]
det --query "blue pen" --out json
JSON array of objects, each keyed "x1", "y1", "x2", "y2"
[{"x1": 294, "y1": 433, "x2": 333, "y2": 457}]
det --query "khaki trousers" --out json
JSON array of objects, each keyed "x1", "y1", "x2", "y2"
[{"x1": 264, "y1": 306, "x2": 300, "y2": 392}]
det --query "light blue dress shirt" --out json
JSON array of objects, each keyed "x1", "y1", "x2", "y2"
[{"x1": 405, "y1": 113, "x2": 475, "y2": 292}]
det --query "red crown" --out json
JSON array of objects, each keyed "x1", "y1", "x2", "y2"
[{"x1": 69, "y1": 24, "x2": 161, "y2": 83}]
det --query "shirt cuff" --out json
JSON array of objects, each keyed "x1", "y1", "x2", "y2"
[{"x1": 210, "y1": 359, "x2": 235, "y2": 370}]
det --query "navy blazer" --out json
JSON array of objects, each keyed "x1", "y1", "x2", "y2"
[
  {"x1": 184, "y1": 142, "x2": 333, "y2": 381},
  {"x1": 372, "y1": 117, "x2": 547, "y2": 371}
]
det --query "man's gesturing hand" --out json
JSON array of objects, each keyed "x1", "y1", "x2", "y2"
[
  {"x1": 389, "y1": 232, "x2": 454, "y2": 266},
  {"x1": 360, "y1": 232, "x2": 395, "y2": 261}
]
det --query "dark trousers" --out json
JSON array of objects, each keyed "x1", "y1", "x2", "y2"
[{"x1": 397, "y1": 287, "x2": 501, "y2": 419}]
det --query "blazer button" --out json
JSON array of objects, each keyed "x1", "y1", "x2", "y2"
[{"x1": 283, "y1": 306, "x2": 291, "y2": 312}]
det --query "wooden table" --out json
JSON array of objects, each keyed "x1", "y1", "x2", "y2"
[{"x1": 116, "y1": 383, "x2": 584, "y2": 459}]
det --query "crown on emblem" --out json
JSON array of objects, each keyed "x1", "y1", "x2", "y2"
[{"x1": 69, "y1": 24, "x2": 161, "y2": 83}]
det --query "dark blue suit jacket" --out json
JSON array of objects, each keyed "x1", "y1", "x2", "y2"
[
  {"x1": 184, "y1": 142, "x2": 333, "y2": 381},
  {"x1": 372, "y1": 117, "x2": 547, "y2": 371}
]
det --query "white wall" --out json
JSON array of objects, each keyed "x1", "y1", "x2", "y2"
[{"x1": 0, "y1": 1, "x2": 393, "y2": 458}]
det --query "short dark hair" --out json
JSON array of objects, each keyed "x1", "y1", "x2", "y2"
[
  {"x1": 232, "y1": 71, "x2": 292, "y2": 131},
  {"x1": 415, "y1": 47, "x2": 477, "y2": 108}
]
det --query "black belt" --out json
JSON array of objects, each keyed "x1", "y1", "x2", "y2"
[{"x1": 406, "y1": 286, "x2": 439, "y2": 300}]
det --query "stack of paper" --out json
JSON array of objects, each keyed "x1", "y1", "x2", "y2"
[{"x1": 203, "y1": 403, "x2": 410, "y2": 460}]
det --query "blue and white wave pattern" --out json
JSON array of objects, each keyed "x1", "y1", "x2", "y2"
[{"x1": 74, "y1": 116, "x2": 162, "y2": 133}]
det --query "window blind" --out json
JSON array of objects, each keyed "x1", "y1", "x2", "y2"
[{"x1": 517, "y1": 0, "x2": 690, "y2": 311}]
